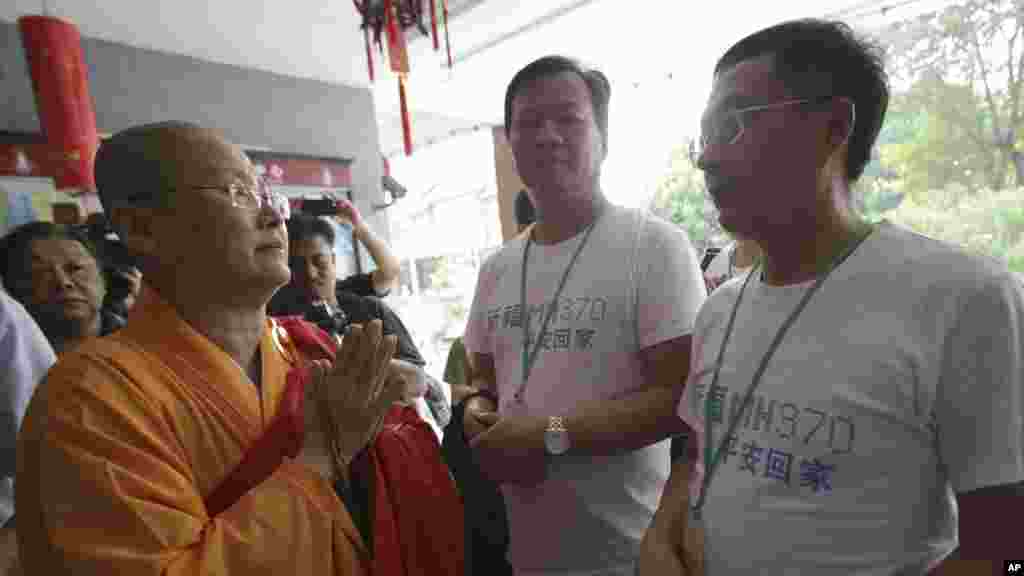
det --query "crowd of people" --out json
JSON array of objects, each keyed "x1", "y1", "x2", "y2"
[{"x1": 0, "y1": 16, "x2": 1021, "y2": 576}]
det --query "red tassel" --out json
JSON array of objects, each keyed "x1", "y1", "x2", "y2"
[
  {"x1": 429, "y1": 0, "x2": 439, "y2": 50},
  {"x1": 442, "y1": 0, "x2": 452, "y2": 68},
  {"x1": 399, "y1": 75, "x2": 413, "y2": 156},
  {"x1": 384, "y1": 0, "x2": 409, "y2": 73},
  {"x1": 384, "y1": 0, "x2": 397, "y2": 40},
  {"x1": 364, "y1": 24, "x2": 375, "y2": 82}
]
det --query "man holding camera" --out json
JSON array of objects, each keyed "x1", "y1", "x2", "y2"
[
  {"x1": 274, "y1": 213, "x2": 443, "y2": 408},
  {"x1": 290, "y1": 197, "x2": 400, "y2": 302},
  {"x1": 16, "y1": 121, "x2": 404, "y2": 575},
  {"x1": 268, "y1": 202, "x2": 421, "y2": 395},
  {"x1": 80, "y1": 213, "x2": 144, "y2": 322}
]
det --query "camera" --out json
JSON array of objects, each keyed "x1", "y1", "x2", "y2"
[
  {"x1": 701, "y1": 246, "x2": 722, "y2": 272},
  {"x1": 295, "y1": 198, "x2": 340, "y2": 217},
  {"x1": 305, "y1": 300, "x2": 351, "y2": 337},
  {"x1": 73, "y1": 217, "x2": 139, "y2": 301},
  {"x1": 382, "y1": 175, "x2": 406, "y2": 199}
]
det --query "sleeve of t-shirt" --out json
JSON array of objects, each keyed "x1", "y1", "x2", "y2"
[
  {"x1": 463, "y1": 256, "x2": 495, "y2": 357},
  {"x1": 0, "y1": 292, "x2": 55, "y2": 478},
  {"x1": 934, "y1": 271, "x2": 1024, "y2": 493},
  {"x1": 635, "y1": 214, "x2": 708, "y2": 349},
  {"x1": 336, "y1": 273, "x2": 385, "y2": 298}
]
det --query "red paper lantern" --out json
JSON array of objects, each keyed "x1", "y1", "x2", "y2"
[{"x1": 18, "y1": 15, "x2": 100, "y2": 193}]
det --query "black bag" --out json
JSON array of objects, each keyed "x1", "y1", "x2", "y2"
[{"x1": 441, "y1": 401, "x2": 513, "y2": 576}]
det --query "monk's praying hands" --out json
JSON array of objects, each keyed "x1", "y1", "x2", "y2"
[{"x1": 302, "y1": 319, "x2": 405, "y2": 481}]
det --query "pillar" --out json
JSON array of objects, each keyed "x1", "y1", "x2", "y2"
[{"x1": 491, "y1": 126, "x2": 526, "y2": 242}]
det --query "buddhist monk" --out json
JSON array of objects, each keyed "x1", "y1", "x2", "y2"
[{"x1": 15, "y1": 121, "x2": 404, "y2": 575}]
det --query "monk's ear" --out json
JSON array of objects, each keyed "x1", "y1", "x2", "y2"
[{"x1": 110, "y1": 206, "x2": 158, "y2": 257}]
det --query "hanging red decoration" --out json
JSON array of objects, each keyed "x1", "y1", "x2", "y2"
[
  {"x1": 353, "y1": 0, "x2": 454, "y2": 156},
  {"x1": 398, "y1": 75, "x2": 413, "y2": 156},
  {"x1": 384, "y1": 0, "x2": 412, "y2": 155},
  {"x1": 363, "y1": 25, "x2": 375, "y2": 82},
  {"x1": 442, "y1": 0, "x2": 452, "y2": 69},
  {"x1": 18, "y1": 15, "x2": 100, "y2": 193},
  {"x1": 353, "y1": 0, "x2": 428, "y2": 78},
  {"x1": 383, "y1": 0, "x2": 410, "y2": 74},
  {"x1": 427, "y1": 0, "x2": 439, "y2": 50}
]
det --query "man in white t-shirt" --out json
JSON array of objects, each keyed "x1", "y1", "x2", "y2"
[
  {"x1": 0, "y1": 283, "x2": 56, "y2": 572},
  {"x1": 463, "y1": 55, "x2": 706, "y2": 575},
  {"x1": 641, "y1": 18, "x2": 1024, "y2": 575}
]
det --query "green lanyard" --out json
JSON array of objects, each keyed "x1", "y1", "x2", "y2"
[
  {"x1": 691, "y1": 226, "x2": 873, "y2": 521},
  {"x1": 514, "y1": 216, "x2": 601, "y2": 404}
]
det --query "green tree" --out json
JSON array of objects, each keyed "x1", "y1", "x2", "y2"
[
  {"x1": 853, "y1": 100, "x2": 915, "y2": 220},
  {"x1": 880, "y1": 0, "x2": 1024, "y2": 188},
  {"x1": 878, "y1": 89, "x2": 997, "y2": 199},
  {"x1": 885, "y1": 186, "x2": 1024, "y2": 273},
  {"x1": 428, "y1": 256, "x2": 453, "y2": 291},
  {"x1": 648, "y1": 143, "x2": 726, "y2": 254}
]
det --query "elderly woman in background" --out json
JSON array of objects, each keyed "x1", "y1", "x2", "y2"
[{"x1": 0, "y1": 222, "x2": 125, "y2": 354}]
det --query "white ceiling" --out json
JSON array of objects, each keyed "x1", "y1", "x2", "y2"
[
  {"x1": 2, "y1": 0, "x2": 377, "y2": 88},
  {"x1": 376, "y1": 0, "x2": 955, "y2": 115},
  {"x1": 2, "y1": 0, "x2": 955, "y2": 157},
  {"x1": 0, "y1": 0, "x2": 563, "y2": 92},
  {"x1": 372, "y1": 0, "x2": 954, "y2": 153}
]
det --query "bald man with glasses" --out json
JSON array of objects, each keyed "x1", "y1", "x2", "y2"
[{"x1": 16, "y1": 122, "x2": 406, "y2": 575}]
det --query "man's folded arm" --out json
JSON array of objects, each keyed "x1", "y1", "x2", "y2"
[{"x1": 468, "y1": 352, "x2": 497, "y2": 397}]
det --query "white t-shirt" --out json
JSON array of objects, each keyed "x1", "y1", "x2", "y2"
[
  {"x1": 0, "y1": 287, "x2": 57, "y2": 525},
  {"x1": 677, "y1": 222, "x2": 1024, "y2": 574},
  {"x1": 465, "y1": 203, "x2": 705, "y2": 575}
]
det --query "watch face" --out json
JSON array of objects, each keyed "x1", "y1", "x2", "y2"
[{"x1": 545, "y1": 429, "x2": 570, "y2": 455}]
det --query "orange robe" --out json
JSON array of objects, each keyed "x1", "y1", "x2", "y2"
[{"x1": 15, "y1": 287, "x2": 368, "y2": 575}]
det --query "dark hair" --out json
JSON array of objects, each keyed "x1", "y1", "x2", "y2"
[
  {"x1": 94, "y1": 121, "x2": 205, "y2": 216},
  {"x1": 0, "y1": 221, "x2": 101, "y2": 299},
  {"x1": 514, "y1": 189, "x2": 536, "y2": 227},
  {"x1": 715, "y1": 19, "x2": 889, "y2": 182},
  {"x1": 504, "y1": 55, "x2": 611, "y2": 152},
  {"x1": 286, "y1": 214, "x2": 336, "y2": 247}
]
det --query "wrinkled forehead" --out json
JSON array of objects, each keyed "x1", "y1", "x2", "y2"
[
  {"x1": 29, "y1": 237, "x2": 93, "y2": 263},
  {"x1": 158, "y1": 128, "x2": 255, "y2": 187},
  {"x1": 512, "y1": 71, "x2": 593, "y2": 116},
  {"x1": 705, "y1": 55, "x2": 788, "y2": 114},
  {"x1": 291, "y1": 235, "x2": 334, "y2": 258}
]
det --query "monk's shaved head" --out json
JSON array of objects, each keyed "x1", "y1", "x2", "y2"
[{"x1": 94, "y1": 121, "x2": 227, "y2": 213}]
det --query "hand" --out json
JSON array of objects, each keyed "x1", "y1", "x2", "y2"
[
  {"x1": 463, "y1": 394, "x2": 498, "y2": 441},
  {"x1": 0, "y1": 527, "x2": 20, "y2": 576},
  {"x1": 469, "y1": 413, "x2": 548, "y2": 486},
  {"x1": 301, "y1": 320, "x2": 404, "y2": 481},
  {"x1": 450, "y1": 383, "x2": 478, "y2": 406},
  {"x1": 334, "y1": 197, "x2": 364, "y2": 231},
  {"x1": 125, "y1": 267, "x2": 143, "y2": 297},
  {"x1": 389, "y1": 358, "x2": 427, "y2": 401},
  {"x1": 638, "y1": 528, "x2": 689, "y2": 576}
]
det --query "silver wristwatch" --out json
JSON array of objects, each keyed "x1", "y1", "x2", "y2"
[{"x1": 544, "y1": 416, "x2": 571, "y2": 456}]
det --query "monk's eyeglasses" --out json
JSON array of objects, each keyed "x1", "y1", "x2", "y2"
[{"x1": 188, "y1": 175, "x2": 291, "y2": 219}]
